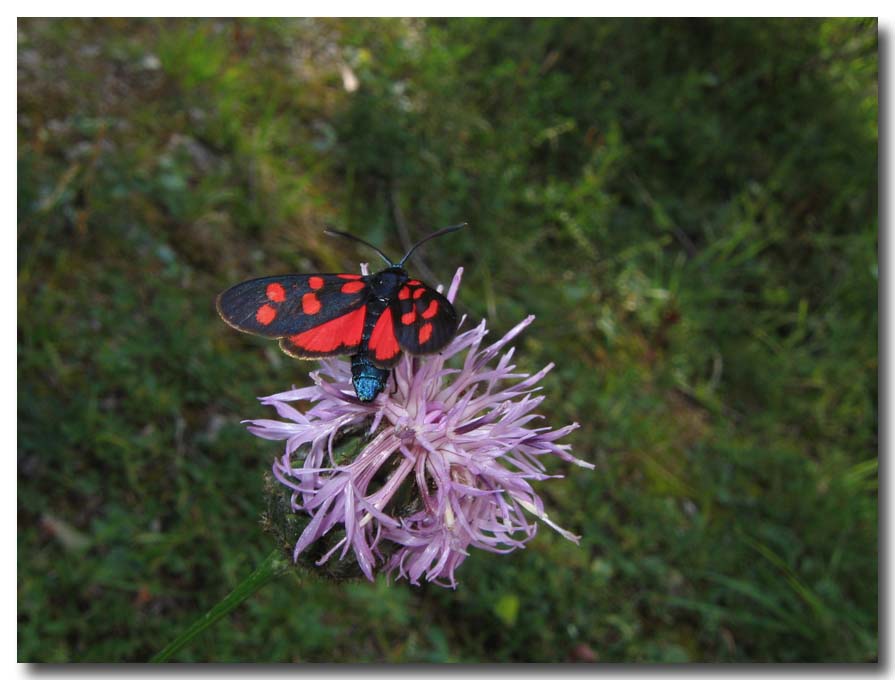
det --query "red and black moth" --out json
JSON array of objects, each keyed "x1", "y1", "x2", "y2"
[{"x1": 216, "y1": 224, "x2": 465, "y2": 402}]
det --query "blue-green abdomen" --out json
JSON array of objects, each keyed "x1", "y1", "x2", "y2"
[{"x1": 351, "y1": 354, "x2": 390, "y2": 402}]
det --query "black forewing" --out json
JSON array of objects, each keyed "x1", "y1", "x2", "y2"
[
  {"x1": 216, "y1": 274, "x2": 369, "y2": 338},
  {"x1": 391, "y1": 283, "x2": 458, "y2": 355}
]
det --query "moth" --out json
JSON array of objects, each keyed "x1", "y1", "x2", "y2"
[{"x1": 216, "y1": 224, "x2": 464, "y2": 402}]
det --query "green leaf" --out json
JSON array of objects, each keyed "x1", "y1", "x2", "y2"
[{"x1": 493, "y1": 594, "x2": 520, "y2": 627}]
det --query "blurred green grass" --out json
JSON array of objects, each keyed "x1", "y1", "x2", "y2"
[{"x1": 17, "y1": 18, "x2": 877, "y2": 662}]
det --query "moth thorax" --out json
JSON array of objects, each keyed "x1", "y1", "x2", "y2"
[{"x1": 369, "y1": 267, "x2": 407, "y2": 297}]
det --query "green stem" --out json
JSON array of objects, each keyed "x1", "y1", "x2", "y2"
[{"x1": 151, "y1": 549, "x2": 288, "y2": 662}]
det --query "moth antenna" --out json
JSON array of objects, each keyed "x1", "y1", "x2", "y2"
[
  {"x1": 324, "y1": 229, "x2": 394, "y2": 266},
  {"x1": 399, "y1": 223, "x2": 467, "y2": 266}
]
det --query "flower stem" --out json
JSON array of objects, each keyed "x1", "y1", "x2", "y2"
[{"x1": 150, "y1": 549, "x2": 288, "y2": 662}]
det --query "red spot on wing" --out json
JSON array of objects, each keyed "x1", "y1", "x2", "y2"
[
  {"x1": 309, "y1": 276, "x2": 324, "y2": 290},
  {"x1": 401, "y1": 309, "x2": 417, "y2": 325},
  {"x1": 418, "y1": 322, "x2": 433, "y2": 344},
  {"x1": 422, "y1": 300, "x2": 439, "y2": 319},
  {"x1": 256, "y1": 304, "x2": 277, "y2": 325},
  {"x1": 302, "y1": 293, "x2": 321, "y2": 315},
  {"x1": 369, "y1": 308, "x2": 401, "y2": 363},
  {"x1": 398, "y1": 286, "x2": 411, "y2": 300},
  {"x1": 413, "y1": 287, "x2": 426, "y2": 300},
  {"x1": 289, "y1": 306, "x2": 365, "y2": 353},
  {"x1": 338, "y1": 274, "x2": 362, "y2": 280},
  {"x1": 341, "y1": 281, "x2": 366, "y2": 294},
  {"x1": 266, "y1": 282, "x2": 286, "y2": 302},
  {"x1": 408, "y1": 279, "x2": 422, "y2": 286}
]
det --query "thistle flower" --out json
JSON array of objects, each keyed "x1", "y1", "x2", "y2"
[{"x1": 248, "y1": 268, "x2": 593, "y2": 588}]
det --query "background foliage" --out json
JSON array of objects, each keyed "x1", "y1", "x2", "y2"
[{"x1": 18, "y1": 18, "x2": 877, "y2": 662}]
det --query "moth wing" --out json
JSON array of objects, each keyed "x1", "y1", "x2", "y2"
[
  {"x1": 390, "y1": 282, "x2": 458, "y2": 355},
  {"x1": 217, "y1": 274, "x2": 370, "y2": 358},
  {"x1": 367, "y1": 306, "x2": 403, "y2": 368}
]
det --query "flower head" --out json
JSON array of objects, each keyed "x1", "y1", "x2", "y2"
[{"x1": 249, "y1": 268, "x2": 593, "y2": 587}]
